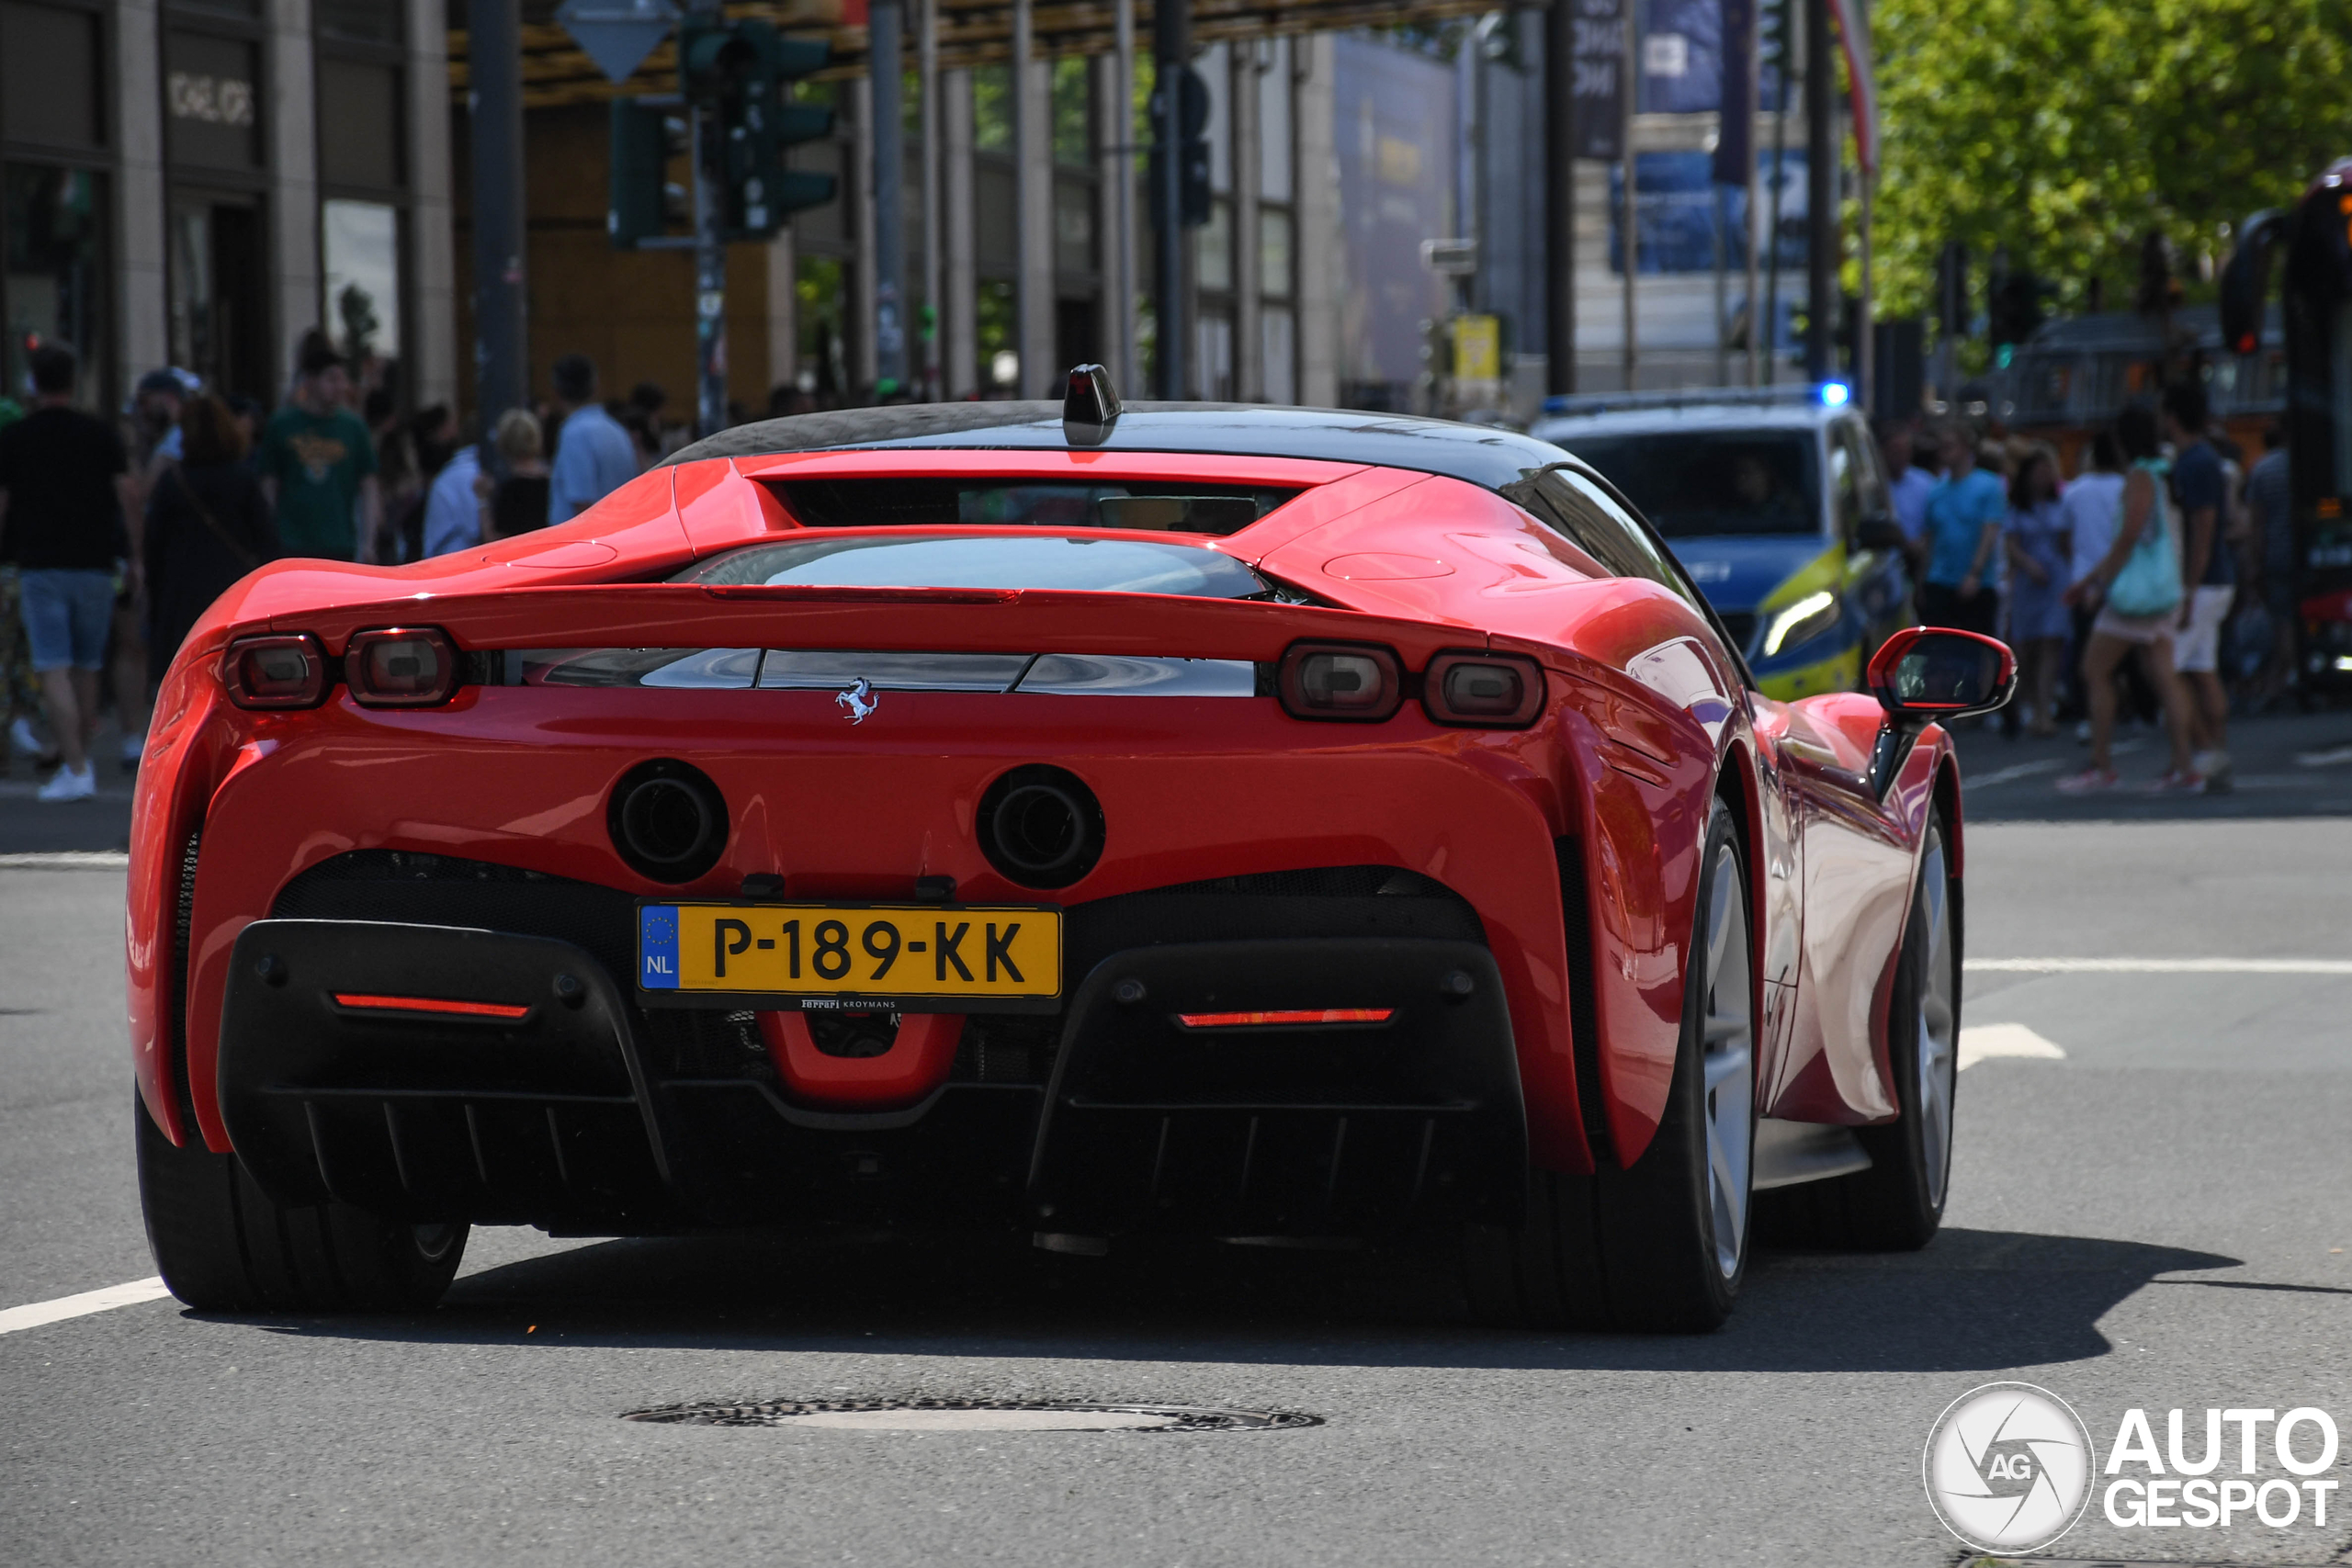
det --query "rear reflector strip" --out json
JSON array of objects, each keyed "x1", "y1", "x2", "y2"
[
  {"x1": 1176, "y1": 1008, "x2": 1395, "y2": 1029},
  {"x1": 333, "y1": 993, "x2": 532, "y2": 1020}
]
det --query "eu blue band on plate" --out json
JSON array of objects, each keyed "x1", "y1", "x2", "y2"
[{"x1": 639, "y1": 905, "x2": 681, "y2": 989}]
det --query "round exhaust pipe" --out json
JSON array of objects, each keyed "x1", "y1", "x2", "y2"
[
  {"x1": 977, "y1": 765, "x2": 1104, "y2": 889},
  {"x1": 608, "y1": 760, "x2": 729, "y2": 883}
]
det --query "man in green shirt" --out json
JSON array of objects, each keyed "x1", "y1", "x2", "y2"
[{"x1": 259, "y1": 333, "x2": 380, "y2": 560}]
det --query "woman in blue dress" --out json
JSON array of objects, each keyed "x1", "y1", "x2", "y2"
[{"x1": 2002, "y1": 446, "x2": 2071, "y2": 737}]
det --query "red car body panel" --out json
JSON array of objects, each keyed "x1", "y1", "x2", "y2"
[{"x1": 128, "y1": 436, "x2": 1959, "y2": 1217}]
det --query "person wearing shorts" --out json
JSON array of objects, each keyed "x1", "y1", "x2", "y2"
[
  {"x1": 2059, "y1": 405, "x2": 2201, "y2": 794},
  {"x1": 0, "y1": 343, "x2": 134, "y2": 802},
  {"x1": 2163, "y1": 381, "x2": 2234, "y2": 789}
]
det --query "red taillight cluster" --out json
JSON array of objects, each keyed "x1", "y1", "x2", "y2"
[
  {"x1": 222, "y1": 634, "x2": 328, "y2": 709},
  {"x1": 221, "y1": 626, "x2": 461, "y2": 711},
  {"x1": 345, "y1": 627, "x2": 459, "y2": 706},
  {"x1": 1276, "y1": 642, "x2": 1545, "y2": 728}
]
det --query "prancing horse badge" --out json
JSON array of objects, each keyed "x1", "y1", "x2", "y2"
[{"x1": 835, "y1": 677, "x2": 879, "y2": 725}]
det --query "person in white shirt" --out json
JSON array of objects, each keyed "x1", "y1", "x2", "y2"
[
  {"x1": 420, "y1": 441, "x2": 481, "y2": 558},
  {"x1": 2056, "y1": 429, "x2": 2128, "y2": 727},
  {"x1": 546, "y1": 355, "x2": 638, "y2": 525},
  {"x1": 1878, "y1": 421, "x2": 1937, "y2": 545}
]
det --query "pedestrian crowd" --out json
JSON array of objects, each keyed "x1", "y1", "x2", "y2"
[
  {"x1": 0, "y1": 331, "x2": 677, "y2": 802},
  {"x1": 1878, "y1": 378, "x2": 2285, "y2": 796}
]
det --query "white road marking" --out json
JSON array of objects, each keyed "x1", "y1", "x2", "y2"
[
  {"x1": 0, "y1": 851, "x2": 130, "y2": 870},
  {"x1": 1962, "y1": 758, "x2": 2064, "y2": 790},
  {"x1": 1967, "y1": 956, "x2": 2352, "y2": 975},
  {"x1": 0, "y1": 1277, "x2": 173, "y2": 1337},
  {"x1": 1957, "y1": 1023, "x2": 2067, "y2": 1071},
  {"x1": 2296, "y1": 743, "x2": 2352, "y2": 768}
]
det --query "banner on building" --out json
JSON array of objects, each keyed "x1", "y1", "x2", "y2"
[{"x1": 1569, "y1": 0, "x2": 1624, "y2": 162}]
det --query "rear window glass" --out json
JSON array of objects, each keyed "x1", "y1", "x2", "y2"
[
  {"x1": 674, "y1": 533, "x2": 1282, "y2": 599},
  {"x1": 774, "y1": 479, "x2": 1295, "y2": 536},
  {"x1": 1565, "y1": 431, "x2": 1820, "y2": 538}
]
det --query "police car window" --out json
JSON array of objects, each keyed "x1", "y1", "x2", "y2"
[
  {"x1": 1566, "y1": 430, "x2": 1820, "y2": 537},
  {"x1": 1501, "y1": 465, "x2": 1696, "y2": 604}
]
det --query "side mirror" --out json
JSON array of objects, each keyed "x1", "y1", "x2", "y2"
[
  {"x1": 1867, "y1": 626, "x2": 2016, "y2": 725},
  {"x1": 1854, "y1": 515, "x2": 1906, "y2": 553}
]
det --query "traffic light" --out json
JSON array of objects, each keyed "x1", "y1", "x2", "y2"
[
  {"x1": 607, "y1": 99, "x2": 687, "y2": 250},
  {"x1": 1988, "y1": 270, "x2": 2048, "y2": 356},
  {"x1": 610, "y1": 17, "x2": 835, "y2": 248},
  {"x1": 687, "y1": 17, "x2": 837, "y2": 239},
  {"x1": 1148, "y1": 63, "x2": 1211, "y2": 227}
]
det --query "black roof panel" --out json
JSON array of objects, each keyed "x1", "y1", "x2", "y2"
[{"x1": 663, "y1": 401, "x2": 1577, "y2": 491}]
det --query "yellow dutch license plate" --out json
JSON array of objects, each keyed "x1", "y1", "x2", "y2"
[{"x1": 637, "y1": 901, "x2": 1061, "y2": 1011}]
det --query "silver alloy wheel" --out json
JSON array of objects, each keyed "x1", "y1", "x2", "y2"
[
  {"x1": 1701, "y1": 841, "x2": 1755, "y2": 1280},
  {"x1": 1914, "y1": 831, "x2": 1957, "y2": 1210}
]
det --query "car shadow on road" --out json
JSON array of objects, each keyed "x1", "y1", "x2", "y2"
[{"x1": 227, "y1": 1224, "x2": 2237, "y2": 1376}]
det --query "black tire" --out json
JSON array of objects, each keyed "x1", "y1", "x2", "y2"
[
  {"x1": 1754, "y1": 808, "x2": 1959, "y2": 1251},
  {"x1": 137, "y1": 1093, "x2": 468, "y2": 1312},
  {"x1": 1464, "y1": 797, "x2": 1755, "y2": 1332}
]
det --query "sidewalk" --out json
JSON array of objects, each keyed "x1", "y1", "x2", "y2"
[
  {"x1": 2, "y1": 716, "x2": 137, "y2": 855},
  {"x1": 1948, "y1": 704, "x2": 2352, "y2": 822}
]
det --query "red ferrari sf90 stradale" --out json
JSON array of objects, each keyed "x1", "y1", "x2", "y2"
[{"x1": 126, "y1": 370, "x2": 2012, "y2": 1330}]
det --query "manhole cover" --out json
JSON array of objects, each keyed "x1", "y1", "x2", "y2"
[{"x1": 623, "y1": 1398, "x2": 1321, "y2": 1432}]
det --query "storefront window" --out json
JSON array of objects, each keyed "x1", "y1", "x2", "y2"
[
  {"x1": 3, "y1": 164, "x2": 109, "y2": 410},
  {"x1": 322, "y1": 197, "x2": 401, "y2": 383}
]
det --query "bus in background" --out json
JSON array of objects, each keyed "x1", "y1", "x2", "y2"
[
  {"x1": 1988, "y1": 305, "x2": 2285, "y2": 476},
  {"x1": 2224, "y1": 156, "x2": 2352, "y2": 695}
]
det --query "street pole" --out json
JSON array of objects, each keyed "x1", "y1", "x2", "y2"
[
  {"x1": 1763, "y1": 0, "x2": 1791, "y2": 387},
  {"x1": 919, "y1": 0, "x2": 942, "y2": 399},
  {"x1": 1113, "y1": 0, "x2": 1137, "y2": 389},
  {"x1": 1152, "y1": 0, "x2": 1189, "y2": 398},
  {"x1": 468, "y1": 0, "x2": 527, "y2": 437},
  {"x1": 688, "y1": 0, "x2": 728, "y2": 435},
  {"x1": 1620, "y1": 0, "x2": 1636, "y2": 390},
  {"x1": 1803, "y1": 0, "x2": 1834, "y2": 382},
  {"x1": 1543, "y1": 0, "x2": 1574, "y2": 397},
  {"x1": 871, "y1": 0, "x2": 908, "y2": 392}
]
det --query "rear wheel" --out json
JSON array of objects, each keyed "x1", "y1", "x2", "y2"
[
  {"x1": 1754, "y1": 809, "x2": 1958, "y2": 1249},
  {"x1": 137, "y1": 1094, "x2": 467, "y2": 1313},
  {"x1": 1464, "y1": 798, "x2": 1754, "y2": 1332}
]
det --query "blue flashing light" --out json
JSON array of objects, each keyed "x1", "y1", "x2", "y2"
[{"x1": 1817, "y1": 380, "x2": 1851, "y2": 408}]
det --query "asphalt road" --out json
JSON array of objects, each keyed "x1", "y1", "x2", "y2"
[{"x1": 6, "y1": 811, "x2": 2351, "y2": 1565}]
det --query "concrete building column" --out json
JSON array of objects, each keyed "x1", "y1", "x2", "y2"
[
  {"x1": 406, "y1": 0, "x2": 457, "y2": 410},
  {"x1": 1228, "y1": 41, "x2": 1262, "y2": 401},
  {"x1": 114, "y1": 0, "x2": 168, "y2": 394},
  {"x1": 941, "y1": 70, "x2": 978, "y2": 397},
  {"x1": 850, "y1": 76, "x2": 879, "y2": 391},
  {"x1": 1293, "y1": 32, "x2": 1339, "y2": 408},
  {"x1": 1012, "y1": 0, "x2": 1053, "y2": 396},
  {"x1": 266, "y1": 0, "x2": 319, "y2": 383},
  {"x1": 1091, "y1": 51, "x2": 1129, "y2": 393},
  {"x1": 766, "y1": 228, "x2": 798, "y2": 396}
]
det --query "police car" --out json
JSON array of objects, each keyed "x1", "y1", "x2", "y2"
[{"x1": 1532, "y1": 385, "x2": 1914, "y2": 700}]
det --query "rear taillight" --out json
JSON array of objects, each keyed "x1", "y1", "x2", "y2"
[
  {"x1": 1422, "y1": 651, "x2": 1544, "y2": 728},
  {"x1": 345, "y1": 626, "x2": 459, "y2": 706},
  {"x1": 1277, "y1": 641, "x2": 1403, "y2": 722},
  {"x1": 221, "y1": 634, "x2": 328, "y2": 709}
]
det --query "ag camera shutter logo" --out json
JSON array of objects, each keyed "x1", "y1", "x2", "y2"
[{"x1": 1923, "y1": 1382, "x2": 2096, "y2": 1552}]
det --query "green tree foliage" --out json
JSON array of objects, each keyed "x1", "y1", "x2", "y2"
[{"x1": 1873, "y1": 0, "x2": 2352, "y2": 321}]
